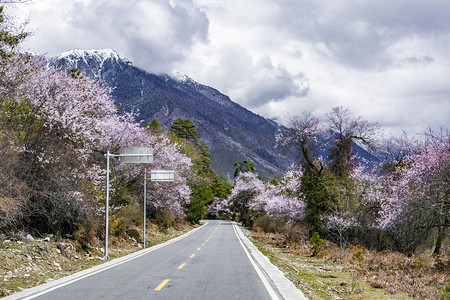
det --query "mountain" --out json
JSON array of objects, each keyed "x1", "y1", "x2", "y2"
[{"x1": 49, "y1": 49, "x2": 293, "y2": 178}]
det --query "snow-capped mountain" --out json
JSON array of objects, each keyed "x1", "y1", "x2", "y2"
[{"x1": 50, "y1": 49, "x2": 293, "y2": 178}]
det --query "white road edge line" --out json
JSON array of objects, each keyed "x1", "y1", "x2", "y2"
[
  {"x1": 233, "y1": 222, "x2": 309, "y2": 300},
  {"x1": 5, "y1": 222, "x2": 208, "y2": 300},
  {"x1": 232, "y1": 223, "x2": 281, "y2": 300}
]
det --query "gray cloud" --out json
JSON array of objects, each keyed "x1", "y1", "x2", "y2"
[
  {"x1": 245, "y1": 56, "x2": 309, "y2": 107},
  {"x1": 275, "y1": 0, "x2": 450, "y2": 69},
  {"x1": 201, "y1": 47, "x2": 309, "y2": 109},
  {"x1": 10, "y1": 0, "x2": 450, "y2": 135},
  {"x1": 67, "y1": 0, "x2": 209, "y2": 73}
]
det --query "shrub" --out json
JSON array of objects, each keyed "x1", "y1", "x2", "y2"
[
  {"x1": 125, "y1": 226, "x2": 141, "y2": 241},
  {"x1": 442, "y1": 281, "x2": 450, "y2": 300},
  {"x1": 115, "y1": 203, "x2": 143, "y2": 226},
  {"x1": 111, "y1": 215, "x2": 125, "y2": 237},
  {"x1": 74, "y1": 224, "x2": 96, "y2": 250},
  {"x1": 155, "y1": 211, "x2": 175, "y2": 229},
  {"x1": 310, "y1": 232, "x2": 324, "y2": 257},
  {"x1": 353, "y1": 250, "x2": 365, "y2": 262}
]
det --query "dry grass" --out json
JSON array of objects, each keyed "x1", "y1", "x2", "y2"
[{"x1": 248, "y1": 227, "x2": 449, "y2": 300}]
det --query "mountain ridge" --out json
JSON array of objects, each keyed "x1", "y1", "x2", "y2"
[{"x1": 49, "y1": 49, "x2": 292, "y2": 178}]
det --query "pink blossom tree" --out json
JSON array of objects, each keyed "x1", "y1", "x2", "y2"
[
  {"x1": 324, "y1": 212, "x2": 357, "y2": 261},
  {"x1": 0, "y1": 54, "x2": 192, "y2": 234},
  {"x1": 327, "y1": 106, "x2": 380, "y2": 178},
  {"x1": 228, "y1": 172, "x2": 264, "y2": 226},
  {"x1": 375, "y1": 129, "x2": 449, "y2": 253},
  {"x1": 241, "y1": 166, "x2": 306, "y2": 226},
  {"x1": 207, "y1": 198, "x2": 231, "y2": 219},
  {"x1": 275, "y1": 112, "x2": 324, "y2": 172}
]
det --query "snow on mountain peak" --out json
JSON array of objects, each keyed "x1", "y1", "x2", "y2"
[
  {"x1": 170, "y1": 72, "x2": 193, "y2": 83},
  {"x1": 56, "y1": 49, "x2": 130, "y2": 64}
]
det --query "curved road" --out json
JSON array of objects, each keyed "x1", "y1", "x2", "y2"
[{"x1": 7, "y1": 221, "x2": 306, "y2": 300}]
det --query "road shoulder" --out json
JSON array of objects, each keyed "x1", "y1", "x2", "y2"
[{"x1": 234, "y1": 223, "x2": 308, "y2": 300}]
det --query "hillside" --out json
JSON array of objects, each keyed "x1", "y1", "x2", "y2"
[{"x1": 49, "y1": 49, "x2": 293, "y2": 178}]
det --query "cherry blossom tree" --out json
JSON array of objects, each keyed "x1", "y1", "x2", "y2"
[
  {"x1": 206, "y1": 198, "x2": 231, "y2": 219},
  {"x1": 242, "y1": 166, "x2": 306, "y2": 225},
  {"x1": 324, "y1": 212, "x2": 357, "y2": 262},
  {"x1": 228, "y1": 172, "x2": 264, "y2": 226},
  {"x1": 275, "y1": 112, "x2": 324, "y2": 172},
  {"x1": 327, "y1": 106, "x2": 380, "y2": 178},
  {"x1": 0, "y1": 54, "x2": 192, "y2": 234},
  {"x1": 375, "y1": 129, "x2": 449, "y2": 253}
]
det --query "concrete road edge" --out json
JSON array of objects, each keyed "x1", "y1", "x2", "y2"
[{"x1": 234, "y1": 223, "x2": 308, "y2": 300}]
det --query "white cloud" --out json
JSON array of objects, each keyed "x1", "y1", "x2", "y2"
[
  {"x1": 9, "y1": 0, "x2": 450, "y2": 135},
  {"x1": 13, "y1": 0, "x2": 209, "y2": 73}
]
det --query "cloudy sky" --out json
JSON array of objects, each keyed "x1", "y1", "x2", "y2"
[{"x1": 10, "y1": 0, "x2": 450, "y2": 136}]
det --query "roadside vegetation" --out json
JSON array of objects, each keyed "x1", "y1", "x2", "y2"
[
  {"x1": 245, "y1": 225, "x2": 449, "y2": 300},
  {"x1": 0, "y1": 4, "x2": 448, "y2": 300},
  {"x1": 225, "y1": 110, "x2": 449, "y2": 299}
]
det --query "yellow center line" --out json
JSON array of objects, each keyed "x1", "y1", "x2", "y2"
[
  {"x1": 201, "y1": 243, "x2": 205, "y2": 246},
  {"x1": 177, "y1": 263, "x2": 186, "y2": 269},
  {"x1": 154, "y1": 279, "x2": 170, "y2": 291},
  {"x1": 190, "y1": 254, "x2": 195, "y2": 258},
  {"x1": 197, "y1": 247, "x2": 201, "y2": 251}
]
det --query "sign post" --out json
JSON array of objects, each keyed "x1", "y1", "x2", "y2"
[
  {"x1": 103, "y1": 147, "x2": 153, "y2": 260},
  {"x1": 142, "y1": 170, "x2": 174, "y2": 248},
  {"x1": 143, "y1": 168, "x2": 147, "y2": 248}
]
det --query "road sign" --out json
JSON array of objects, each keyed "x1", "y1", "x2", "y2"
[
  {"x1": 104, "y1": 147, "x2": 154, "y2": 260},
  {"x1": 119, "y1": 147, "x2": 153, "y2": 164},
  {"x1": 150, "y1": 170, "x2": 174, "y2": 182}
]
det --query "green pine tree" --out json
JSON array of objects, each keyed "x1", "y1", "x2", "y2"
[{"x1": 170, "y1": 118, "x2": 199, "y2": 143}]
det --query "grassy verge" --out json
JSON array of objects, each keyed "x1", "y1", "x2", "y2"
[
  {"x1": 0, "y1": 222, "x2": 196, "y2": 298},
  {"x1": 244, "y1": 228, "x2": 449, "y2": 300}
]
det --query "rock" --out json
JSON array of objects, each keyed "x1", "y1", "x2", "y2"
[
  {"x1": 26, "y1": 234, "x2": 34, "y2": 241},
  {"x1": 55, "y1": 249, "x2": 61, "y2": 254},
  {"x1": 53, "y1": 262, "x2": 60, "y2": 267},
  {"x1": 43, "y1": 237, "x2": 50, "y2": 242}
]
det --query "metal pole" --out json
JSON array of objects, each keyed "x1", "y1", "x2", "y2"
[
  {"x1": 104, "y1": 151, "x2": 110, "y2": 260},
  {"x1": 143, "y1": 168, "x2": 146, "y2": 248}
]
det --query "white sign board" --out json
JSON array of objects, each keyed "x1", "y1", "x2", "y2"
[
  {"x1": 119, "y1": 147, "x2": 153, "y2": 164},
  {"x1": 151, "y1": 170, "x2": 174, "y2": 182}
]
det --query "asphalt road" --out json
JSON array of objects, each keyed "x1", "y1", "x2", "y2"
[{"x1": 10, "y1": 221, "x2": 295, "y2": 300}]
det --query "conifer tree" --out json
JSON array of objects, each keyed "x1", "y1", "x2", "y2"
[{"x1": 170, "y1": 118, "x2": 198, "y2": 143}]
